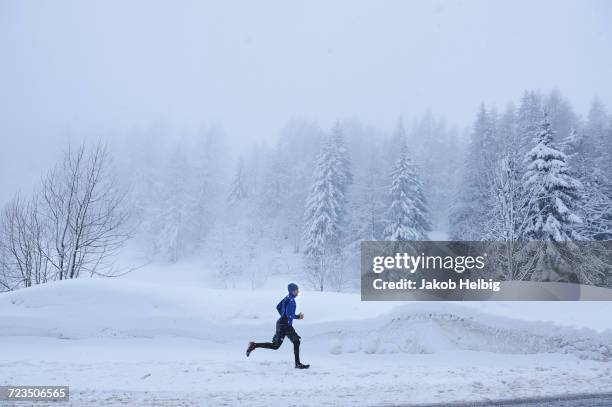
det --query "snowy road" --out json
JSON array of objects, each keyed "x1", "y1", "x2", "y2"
[
  {"x1": 1, "y1": 337, "x2": 611, "y2": 406},
  {"x1": 410, "y1": 393, "x2": 612, "y2": 406},
  {"x1": 10, "y1": 392, "x2": 612, "y2": 407}
]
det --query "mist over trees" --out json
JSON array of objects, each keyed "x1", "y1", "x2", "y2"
[
  {"x1": 111, "y1": 111, "x2": 459, "y2": 291},
  {"x1": 1, "y1": 89, "x2": 611, "y2": 292}
]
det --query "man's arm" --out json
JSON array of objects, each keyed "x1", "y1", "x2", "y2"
[{"x1": 286, "y1": 300, "x2": 302, "y2": 321}]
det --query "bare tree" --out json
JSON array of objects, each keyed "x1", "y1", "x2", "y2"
[
  {"x1": 0, "y1": 194, "x2": 50, "y2": 289},
  {"x1": 0, "y1": 258, "x2": 10, "y2": 291},
  {"x1": 41, "y1": 143, "x2": 130, "y2": 280}
]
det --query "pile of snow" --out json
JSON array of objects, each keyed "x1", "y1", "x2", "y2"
[
  {"x1": 331, "y1": 304, "x2": 612, "y2": 361},
  {"x1": 326, "y1": 304, "x2": 612, "y2": 361}
]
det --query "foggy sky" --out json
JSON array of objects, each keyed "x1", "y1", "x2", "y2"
[{"x1": 1, "y1": 0, "x2": 611, "y2": 203}]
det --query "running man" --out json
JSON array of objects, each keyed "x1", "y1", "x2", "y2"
[{"x1": 246, "y1": 283, "x2": 310, "y2": 369}]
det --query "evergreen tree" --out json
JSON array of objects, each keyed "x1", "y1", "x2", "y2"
[
  {"x1": 257, "y1": 120, "x2": 323, "y2": 252},
  {"x1": 516, "y1": 90, "x2": 543, "y2": 157},
  {"x1": 331, "y1": 121, "x2": 353, "y2": 192},
  {"x1": 496, "y1": 103, "x2": 517, "y2": 155},
  {"x1": 450, "y1": 104, "x2": 497, "y2": 240},
  {"x1": 193, "y1": 126, "x2": 230, "y2": 246},
  {"x1": 586, "y1": 99, "x2": 609, "y2": 160},
  {"x1": 521, "y1": 115, "x2": 610, "y2": 283},
  {"x1": 562, "y1": 128, "x2": 612, "y2": 240},
  {"x1": 302, "y1": 134, "x2": 349, "y2": 291},
  {"x1": 560, "y1": 128, "x2": 583, "y2": 158},
  {"x1": 584, "y1": 99, "x2": 612, "y2": 239},
  {"x1": 228, "y1": 156, "x2": 248, "y2": 203},
  {"x1": 155, "y1": 145, "x2": 198, "y2": 262},
  {"x1": 343, "y1": 119, "x2": 386, "y2": 243},
  {"x1": 411, "y1": 112, "x2": 459, "y2": 233},
  {"x1": 487, "y1": 125, "x2": 522, "y2": 240},
  {"x1": 384, "y1": 127, "x2": 431, "y2": 240},
  {"x1": 520, "y1": 115, "x2": 585, "y2": 281},
  {"x1": 386, "y1": 116, "x2": 409, "y2": 165},
  {"x1": 522, "y1": 115, "x2": 581, "y2": 241},
  {"x1": 491, "y1": 104, "x2": 523, "y2": 236},
  {"x1": 353, "y1": 155, "x2": 385, "y2": 240},
  {"x1": 544, "y1": 89, "x2": 578, "y2": 143}
]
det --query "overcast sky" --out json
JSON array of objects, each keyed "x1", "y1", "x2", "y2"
[{"x1": 1, "y1": 0, "x2": 611, "y2": 201}]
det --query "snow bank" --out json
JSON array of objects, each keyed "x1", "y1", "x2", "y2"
[
  {"x1": 328, "y1": 303, "x2": 612, "y2": 361},
  {"x1": 1, "y1": 278, "x2": 611, "y2": 361}
]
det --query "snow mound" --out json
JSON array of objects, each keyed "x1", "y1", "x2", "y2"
[{"x1": 329, "y1": 305, "x2": 612, "y2": 361}]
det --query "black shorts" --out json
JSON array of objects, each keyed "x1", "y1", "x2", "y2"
[{"x1": 272, "y1": 318, "x2": 301, "y2": 346}]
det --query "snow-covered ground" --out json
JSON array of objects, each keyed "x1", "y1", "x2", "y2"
[{"x1": 1, "y1": 274, "x2": 612, "y2": 406}]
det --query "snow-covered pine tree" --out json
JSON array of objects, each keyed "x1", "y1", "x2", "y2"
[
  {"x1": 257, "y1": 120, "x2": 323, "y2": 253},
  {"x1": 519, "y1": 115, "x2": 593, "y2": 282},
  {"x1": 584, "y1": 100, "x2": 612, "y2": 240},
  {"x1": 410, "y1": 112, "x2": 460, "y2": 234},
  {"x1": 483, "y1": 90, "x2": 543, "y2": 242},
  {"x1": 561, "y1": 128, "x2": 612, "y2": 240},
  {"x1": 383, "y1": 125, "x2": 431, "y2": 240},
  {"x1": 522, "y1": 115, "x2": 581, "y2": 241},
  {"x1": 486, "y1": 106, "x2": 520, "y2": 238},
  {"x1": 354, "y1": 156, "x2": 385, "y2": 241},
  {"x1": 496, "y1": 103, "x2": 518, "y2": 163},
  {"x1": 155, "y1": 145, "x2": 198, "y2": 262},
  {"x1": 331, "y1": 121, "x2": 353, "y2": 192},
  {"x1": 476, "y1": 103, "x2": 543, "y2": 279},
  {"x1": 386, "y1": 116, "x2": 409, "y2": 166},
  {"x1": 586, "y1": 99, "x2": 609, "y2": 165},
  {"x1": 343, "y1": 119, "x2": 386, "y2": 243},
  {"x1": 544, "y1": 89, "x2": 578, "y2": 144},
  {"x1": 516, "y1": 90, "x2": 543, "y2": 157},
  {"x1": 450, "y1": 104, "x2": 497, "y2": 240},
  {"x1": 560, "y1": 128, "x2": 582, "y2": 158},
  {"x1": 302, "y1": 133, "x2": 349, "y2": 291},
  {"x1": 228, "y1": 156, "x2": 248, "y2": 203},
  {"x1": 192, "y1": 126, "x2": 230, "y2": 246}
]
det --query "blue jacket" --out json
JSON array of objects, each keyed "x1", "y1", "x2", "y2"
[{"x1": 276, "y1": 294, "x2": 300, "y2": 325}]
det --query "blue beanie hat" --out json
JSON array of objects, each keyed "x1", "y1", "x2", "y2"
[{"x1": 288, "y1": 283, "x2": 299, "y2": 293}]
